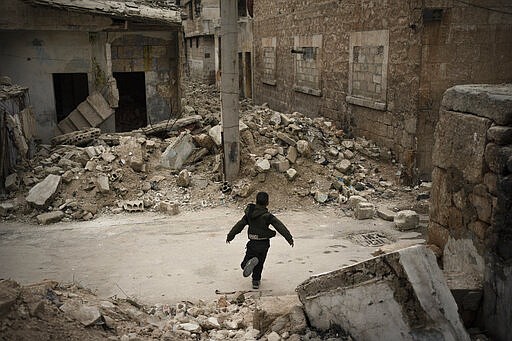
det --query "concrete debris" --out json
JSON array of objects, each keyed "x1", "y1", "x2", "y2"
[
  {"x1": 354, "y1": 201, "x2": 375, "y2": 220},
  {"x1": 297, "y1": 245, "x2": 470, "y2": 341},
  {"x1": 347, "y1": 195, "x2": 367, "y2": 209},
  {"x1": 59, "y1": 300, "x2": 102, "y2": 327},
  {"x1": 177, "y1": 169, "x2": 192, "y2": 187},
  {"x1": 377, "y1": 207, "x2": 395, "y2": 221},
  {"x1": 26, "y1": 174, "x2": 61, "y2": 207},
  {"x1": 158, "y1": 201, "x2": 179, "y2": 215},
  {"x1": 160, "y1": 133, "x2": 195, "y2": 170},
  {"x1": 36, "y1": 210, "x2": 64, "y2": 224},
  {"x1": 5, "y1": 173, "x2": 19, "y2": 192},
  {"x1": 394, "y1": 210, "x2": 420, "y2": 231},
  {"x1": 123, "y1": 200, "x2": 144, "y2": 212},
  {"x1": 1, "y1": 80, "x2": 424, "y2": 226}
]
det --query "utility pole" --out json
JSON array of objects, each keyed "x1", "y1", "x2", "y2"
[{"x1": 220, "y1": 0, "x2": 240, "y2": 182}]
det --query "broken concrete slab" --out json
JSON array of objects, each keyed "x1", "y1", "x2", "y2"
[
  {"x1": 297, "y1": 245, "x2": 470, "y2": 341},
  {"x1": 26, "y1": 174, "x2": 61, "y2": 207},
  {"x1": 36, "y1": 210, "x2": 64, "y2": 224},
  {"x1": 158, "y1": 201, "x2": 179, "y2": 215},
  {"x1": 160, "y1": 133, "x2": 195, "y2": 170},
  {"x1": 394, "y1": 210, "x2": 420, "y2": 231},
  {"x1": 348, "y1": 195, "x2": 367, "y2": 209}
]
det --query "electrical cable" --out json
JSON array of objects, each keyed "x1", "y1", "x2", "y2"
[{"x1": 452, "y1": 0, "x2": 512, "y2": 15}]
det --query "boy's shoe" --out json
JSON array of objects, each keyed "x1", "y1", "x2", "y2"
[
  {"x1": 252, "y1": 280, "x2": 260, "y2": 289},
  {"x1": 243, "y1": 257, "x2": 259, "y2": 277}
]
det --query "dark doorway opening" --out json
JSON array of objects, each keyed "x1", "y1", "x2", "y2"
[
  {"x1": 53, "y1": 73, "x2": 89, "y2": 122},
  {"x1": 113, "y1": 72, "x2": 147, "y2": 132}
]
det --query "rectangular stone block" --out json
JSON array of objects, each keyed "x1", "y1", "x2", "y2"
[
  {"x1": 433, "y1": 110, "x2": 491, "y2": 183},
  {"x1": 441, "y1": 84, "x2": 512, "y2": 125},
  {"x1": 296, "y1": 246, "x2": 469, "y2": 341}
]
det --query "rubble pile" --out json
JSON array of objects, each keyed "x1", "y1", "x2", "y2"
[
  {"x1": 0, "y1": 279, "x2": 350, "y2": 341},
  {"x1": 0, "y1": 81, "x2": 429, "y2": 224}
]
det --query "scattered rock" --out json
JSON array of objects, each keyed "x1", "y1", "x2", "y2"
[
  {"x1": 286, "y1": 168, "x2": 297, "y2": 181},
  {"x1": 26, "y1": 174, "x2": 61, "y2": 207},
  {"x1": 36, "y1": 210, "x2": 64, "y2": 224},
  {"x1": 394, "y1": 210, "x2": 420, "y2": 231},
  {"x1": 59, "y1": 300, "x2": 102, "y2": 326},
  {"x1": 5, "y1": 173, "x2": 19, "y2": 192},
  {"x1": 377, "y1": 207, "x2": 395, "y2": 221},
  {"x1": 158, "y1": 201, "x2": 180, "y2": 215},
  {"x1": 176, "y1": 169, "x2": 191, "y2": 187}
]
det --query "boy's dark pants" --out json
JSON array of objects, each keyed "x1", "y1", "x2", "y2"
[{"x1": 241, "y1": 239, "x2": 270, "y2": 281}]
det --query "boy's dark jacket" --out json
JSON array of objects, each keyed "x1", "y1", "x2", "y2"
[{"x1": 227, "y1": 204, "x2": 293, "y2": 244}]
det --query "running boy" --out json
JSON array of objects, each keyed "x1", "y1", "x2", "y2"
[{"x1": 226, "y1": 192, "x2": 294, "y2": 289}]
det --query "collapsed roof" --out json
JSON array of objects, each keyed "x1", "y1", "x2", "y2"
[{"x1": 22, "y1": 0, "x2": 182, "y2": 26}]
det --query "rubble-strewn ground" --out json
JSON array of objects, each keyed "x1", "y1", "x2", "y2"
[
  {"x1": 1, "y1": 81, "x2": 430, "y2": 223},
  {"x1": 1, "y1": 81, "x2": 435, "y2": 340}
]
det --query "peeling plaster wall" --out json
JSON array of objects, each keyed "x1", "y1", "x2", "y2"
[
  {"x1": 0, "y1": 30, "x2": 93, "y2": 142},
  {"x1": 429, "y1": 84, "x2": 512, "y2": 340}
]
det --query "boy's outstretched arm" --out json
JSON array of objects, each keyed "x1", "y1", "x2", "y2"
[
  {"x1": 270, "y1": 215, "x2": 294, "y2": 247},
  {"x1": 226, "y1": 215, "x2": 248, "y2": 243}
]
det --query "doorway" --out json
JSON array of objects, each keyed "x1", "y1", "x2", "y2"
[
  {"x1": 113, "y1": 72, "x2": 147, "y2": 132},
  {"x1": 53, "y1": 73, "x2": 89, "y2": 122}
]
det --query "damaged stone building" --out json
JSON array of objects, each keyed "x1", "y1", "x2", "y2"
[
  {"x1": 0, "y1": 0, "x2": 183, "y2": 143},
  {"x1": 181, "y1": 0, "x2": 253, "y2": 98},
  {"x1": 252, "y1": 0, "x2": 512, "y2": 182}
]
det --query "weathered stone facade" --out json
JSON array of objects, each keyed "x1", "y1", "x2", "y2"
[
  {"x1": 0, "y1": 0, "x2": 182, "y2": 141},
  {"x1": 253, "y1": 0, "x2": 512, "y2": 181},
  {"x1": 429, "y1": 84, "x2": 512, "y2": 340}
]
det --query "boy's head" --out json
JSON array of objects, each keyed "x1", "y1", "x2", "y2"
[{"x1": 256, "y1": 191, "x2": 269, "y2": 206}]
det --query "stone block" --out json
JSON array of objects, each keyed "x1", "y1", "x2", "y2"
[
  {"x1": 130, "y1": 156, "x2": 145, "y2": 172},
  {"x1": 441, "y1": 84, "x2": 512, "y2": 125},
  {"x1": 253, "y1": 295, "x2": 301, "y2": 334},
  {"x1": 286, "y1": 168, "x2": 297, "y2": 180},
  {"x1": 160, "y1": 133, "x2": 195, "y2": 170},
  {"x1": 272, "y1": 159, "x2": 290, "y2": 173},
  {"x1": 354, "y1": 202, "x2": 375, "y2": 220},
  {"x1": 5, "y1": 173, "x2": 19, "y2": 192},
  {"x1": 255, "y1": 158, "x2": 271, "y2": 173},
  {"x1": 296, "y1": 245, "x2": 469, "y2": 341},
  {"x1": 0, "y1": 202, "x2": 15, "y2": 216},
  {"x1": 208, "y1": 125, "x2": 222, "y2": 146},
  {"x1": 348, "y1": 195, "x2": 367, "y2": 209},
  {"x1": 377, "y1": 207, "x2": 395, "y2": 221},
  {"x1": 469, "y1": 192, "x2": 493, "y2": 224},
  {"x1": 60, "y1": 300, "x2": 102, "y2": 326},
  {"x1": 96, "y1": 174, "x2": 110, "y2": 193},
  {"x1": 485, "y1": 143, "x2": 512, "y2": 175},
  {"x1": 432, "y1": 110, "x2": 491, "y2": 183},
  {"x1": 335, "y1": 159, "x2": 352, "y2": 174},
  {"x1": 487, "y1": 126, "x2": 512, "y2": 145},
  {"x1": 286, "y1": 146, "x2": 298, "y2": 163},
  {"x1": 295, "y1": 140, "x2": 311, "y2": 156},
  {"x1": 158, "y1": 201, "x2": 179, "y2": 215},
  {"x1": 26, "y1": 174, "x2": 61, "y2": 207},
  {"x1": 37, "y1": 210, "x2": 64, "y2": 224},
  {"x1": 276, "y1": 132, "x2": 296, "y2": 146},
  {"x1": 176, "y1": 169, "x2": 191, "y2": 187},
  {"x1": 394, "y1": 210, "x2": 420, "y2": 231}
]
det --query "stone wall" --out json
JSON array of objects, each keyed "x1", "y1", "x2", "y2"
[
  {"x1": 428, "y1": 84, "x2": 512, "y2": 341},
  {"x1": 186, "y1": 35, "x2": 216, "y2": 84},
  {"x1": 253, "y1": 0, "x2": 512, "y2": 182},
  {"x1": 252, "y1": 0, "x2": 422, "y2": 181},
  {"x1": 417, "y1": 0, "x2": 512, "y2": 180}
]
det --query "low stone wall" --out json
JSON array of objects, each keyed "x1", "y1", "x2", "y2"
[{"x1": 428, "y1": 84, "x2": 512, "y2": 340}]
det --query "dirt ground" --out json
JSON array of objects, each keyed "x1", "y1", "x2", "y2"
[{"x1": 0, "y1": 81, "x2": 433, "y2": 340}]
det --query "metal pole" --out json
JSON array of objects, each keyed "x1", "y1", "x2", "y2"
[{"x1": 220, "y1": 0, "x2": 240, "y2": 182}]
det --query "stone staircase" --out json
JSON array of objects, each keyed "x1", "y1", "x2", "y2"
[{"x1": 56, "y1": 92, "x2": 113, "y2": 135}]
